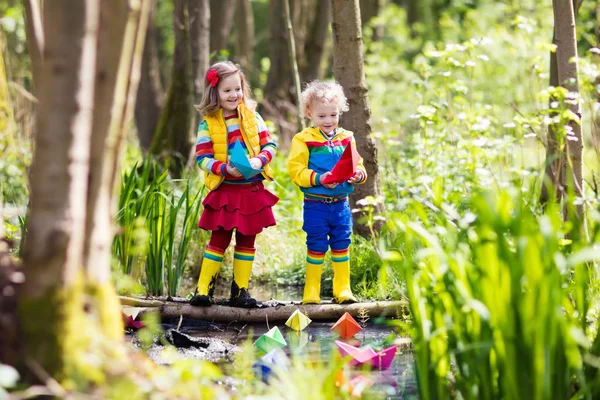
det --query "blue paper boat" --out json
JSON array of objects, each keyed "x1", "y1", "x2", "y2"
[{"x1": 230, "y1": 139, "x2": 264, "y2": 179}]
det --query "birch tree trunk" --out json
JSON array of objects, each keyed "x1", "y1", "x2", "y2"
[
  {"x1": 135, "y1": 0, "x2": 164, "y2": 152},
  {"x1": 234, "y1": 0, "x2": 254, "y2": 74},
  {"x1": 545, "y1": 0, "x2": 585, "y2": 221},
  {"x1": 20, "y1": 0, "x2": 101, "y2": 380},
  {"x1": 331, "y1": 0, "x2": 383, "y2": 237}
]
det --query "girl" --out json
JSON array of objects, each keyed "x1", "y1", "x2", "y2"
[
  {"x1": 288, "y1": 80, "x2": 367, "y2": 304},
  {"x1": 190, "y1": 61, "x2": 278, "y2": 308}
]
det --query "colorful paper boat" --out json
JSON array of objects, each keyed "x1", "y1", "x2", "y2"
[
  {"x1": 335, "y1": 340, "x2": 377, "y2": 366},
  {"x1": 370, "y1": 345, "x2": 398, "y2": 370},
  {"x1": 321, "y1": 142, "x2": 360, "y2": 184},
  {"x1": 254, "y1": 326, "x2": 287, "y2": 353},
  {"x1": 230, "y1": 139, "x2": 264, "y2": 179},
  {"x1": 285, "y1": 309, "x2": 312, "y2": 331},
  {"x1": 335, "y1": 341, "x2": 398, "y2": 370},
  {"x1": 331, "y1": 312, "x2": 363, "y2": 338}
]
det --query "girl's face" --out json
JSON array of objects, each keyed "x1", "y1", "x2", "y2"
[
  {"x1": 307, "y1": 99, "x2": 339, "y2": 135},
  {"x1": 218, "y1": 73, "x2": 243, "y2": 115}
]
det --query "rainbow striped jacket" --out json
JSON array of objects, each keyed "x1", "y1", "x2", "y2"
[{"x1": 287, "y1": 126, "x2": 367, "y2": 198}]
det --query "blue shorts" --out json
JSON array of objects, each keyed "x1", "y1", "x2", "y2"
[{"x1": 302, "y1": 200, "x2": 352, "y2": 253}]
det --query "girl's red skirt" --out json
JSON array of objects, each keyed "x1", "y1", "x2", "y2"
[{"x1": 198, "y1": 181, "x2": 279, "y2": 235}]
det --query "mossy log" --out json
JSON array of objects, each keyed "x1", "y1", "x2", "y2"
[{"x1": 119, "y1": 296, "x2": 408, "y2": 323}]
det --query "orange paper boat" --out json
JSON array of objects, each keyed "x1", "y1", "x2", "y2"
[
  {"x1": 331, "y1": 312, "x2": 363, "y2": 338},
  {"x1": 321, "y1": 142, "x2": 360, "y2": 184}
]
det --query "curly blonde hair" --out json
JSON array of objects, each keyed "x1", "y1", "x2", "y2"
[
  {"x1": 300, "y1": 80, "x2": 349, "y2": 118},
  {"x1": 195, "y1": 61, "x2": 256, "y2": 117}
]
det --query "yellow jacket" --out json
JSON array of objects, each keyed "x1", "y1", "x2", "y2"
[{"x1": 202, "y1": 104, "x2": 274, "y2": 190}]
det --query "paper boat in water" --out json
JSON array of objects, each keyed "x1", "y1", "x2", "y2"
[
  {"x1": 335, "y1": 340, "x2": 397, "y2": 370},
  {"x1": 331, "y1": 312, "x2": 363, "y2": 339},
  {"x1": 285, "y1": 309, "x2": 311, "y2": 331},
  {"x1": 254, "y1": 326, "x2": 287, "y2": 353}
]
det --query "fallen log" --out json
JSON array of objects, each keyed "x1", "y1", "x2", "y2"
[{"x1": 119, "y1": 296, "x2": 408, "y2": 323}]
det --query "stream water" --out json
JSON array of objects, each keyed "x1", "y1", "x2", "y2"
[{"x1": 184, "y1": 319, "x2": 418, "y2": 399}]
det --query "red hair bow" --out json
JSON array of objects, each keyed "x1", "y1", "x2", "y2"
[{"x1": 206, "y1": 69, "x2": 219, "y2": 87}]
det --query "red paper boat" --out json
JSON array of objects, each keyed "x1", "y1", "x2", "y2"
[
  {"x1": 331, "y1": 312, "x2": 363, "y2": 338},
  {"x1": 335, "y1": 340, "x2": 377, "y2": 366},
  {"x1": 321, "y1": 142, "x2": 360, "y2": 184},
  {"x1": 370, "y1": 345, "x2": 398, "y2": 370}
]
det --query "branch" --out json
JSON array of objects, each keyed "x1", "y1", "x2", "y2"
[{"x1": 23, "y1": 0, "x2": 45, "y2": 88}]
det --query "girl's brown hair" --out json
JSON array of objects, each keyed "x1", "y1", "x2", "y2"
[{"x1": 194, "y1": 61, "x2": 256, "y2": 117}]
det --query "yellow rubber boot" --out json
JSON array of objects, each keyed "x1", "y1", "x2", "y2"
[
  {"x1": 190, "y1": 246, "x2": 224, "y2": 306},
  {"x1": 303, "y1": 250, "x2": 325, "y2": 304},
  {"x1": 230, "y1": 246, "x2": 258, "y2": 308},
  {"x1": 332, "y1": 249, "x2": 357, "y2": 304}
]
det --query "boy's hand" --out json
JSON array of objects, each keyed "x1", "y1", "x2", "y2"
[
  {"x1": 347, "y1": 170, "x2": 362, "y2": 184},
  {"x1": 226, "y1": 163, "x2": 242, "y2": 177},
  {"x1": 249, "y1": 157, "x2": 262, "y2": 169},
  {"x1": 320, "y1": 172, "x2": 338, "y2": 189}
]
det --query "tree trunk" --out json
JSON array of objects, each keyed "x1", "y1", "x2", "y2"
[
  {"x1": 23, "y1": 0, "x2": 44, "y2": 90},
  {"x1": 209, "y1": 0, "x2": 236, "y2": 58},
  {"x1": 234, "y1": 0, "x2": 255, "y2": 74},
  {"x1": 359, "y1": 0, "x2": 384, "y2": 40},
  {"x1": 135, "y1": 0, "x2": 164, "y2": 152},
  {"x1": 150, "y1": 0, "x2": 194, "y2": 177},
  {"x1": 545, "y1": 0, "x2": 584, "y2": 221},
  {"x1": 20, "y1": 0, "x2": 101, "y2": 381},
  {"x1": 302, "y1": 0, "x2": 330, "y2": 83},
  {"x1": 331, "y1": 0, "x2": 383, "y2": 238},
  {"x1": 261, "y1": 0, "x2": 299, "y2": 149},
  {"x1": 18, "y1": 0, "x2": 149, "y2": 383},
  {"x1": 189, "y1": 0, "x2": 210, "y2": 104},
  {"x1": 119, "y1": 295, "x2": 408, "y2": 323},
  {"x1": 84, "y1": 0, "x2": 150, "y2": 341}
]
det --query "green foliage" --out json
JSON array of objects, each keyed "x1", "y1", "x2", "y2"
[
  {"x1": 385, "y1": 188, "x2": 600, "y2": 399},
  {"x1": 113, "y1": 160, "x2": 204, "y2": 296}
]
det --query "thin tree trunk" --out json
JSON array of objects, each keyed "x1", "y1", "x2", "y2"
[
  {"x1": 209, "y1": 0, "x2": 236, "y2": 58},
  {"x1": 234, "y1": 0, "x2": 254, "y2": 74},
  {"x1": 135, "y1": 0, "x2": 164, "y2": 152},
  {"x1": 20, "y1": 0, "x2": 101, "y2": 380},
  {"x1": 150, "y1": 0, "x2": 194, "y2": 177},
  {"x1": 23, "y1": 0, "x2": 44, "y2": 90},
  {"x1": 284, "y1": 0, "x2": 305, "y2": 130},
  {"x1": 553, "y1": 0, "x2": 584, "y2": 220},
  {"x1": 303, "y1": 0, "x2": 330, "y2": 82},
  {"x1": 189, "y1": 0, "x2": 210, "y2": 104},
  {"x1": 331, "y1": 0, "x2": 383, "y2": 237},
  {"x1": 84, "y1": 0, "x2": 150, "y2": 343}
]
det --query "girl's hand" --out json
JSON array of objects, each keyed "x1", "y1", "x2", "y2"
[
  {"x1": 226, "y1": 163, "x2": 242, "y2": 177},
  {"x1": 320, "y1": 172, "x2": 338, "y2": 189},
  {"x1": 249, "y1": 158, "x2": 263, "y2": 169},
  {"x1": 347, "y1": 170, "x2": 362, "y2": 184}
]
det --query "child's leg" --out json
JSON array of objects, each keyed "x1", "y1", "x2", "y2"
[
  {"x1": 329, "y1": 202, "x2": 356, "y2": 304},
  {"x1": 190, "y1": 229, "x2": 233, "y2": 306},
  {"x1": 302, "y1": 202, "x2": 329, "y2": 304},
  {"x1": 303, "y1": 250, "x2": 325, "y2": 304},
  {"x1": 229, "y1": 231, "x2": 258, "y2": 308}
]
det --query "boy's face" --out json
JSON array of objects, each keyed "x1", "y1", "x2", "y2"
[
  {"x1": 218, "y1": 73, "x2": 243, "y2": 115},
  {"x1": 307, "y1": 100, "x2": 339, "y2": 135}
]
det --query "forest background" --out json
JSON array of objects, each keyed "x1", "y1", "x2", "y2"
[{"x1": 3, "y1": 0, "x2": 600, "y2": 399}]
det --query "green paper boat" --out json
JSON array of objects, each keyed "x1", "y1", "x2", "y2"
[
  {"x1": 254, "y1": 326, "x2": 287, "y2": 353},
  {"x1": 230, "y1": 139, "x2": 264, "y2": 179}
]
